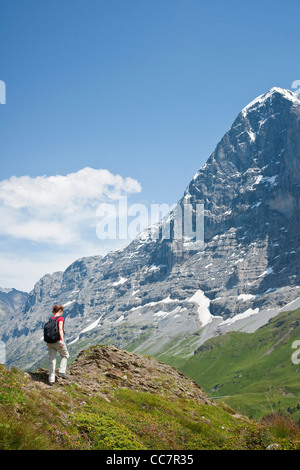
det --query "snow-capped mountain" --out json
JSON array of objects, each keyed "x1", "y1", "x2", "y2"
[{"x1": 3, "y1": 87, "x2": 300, "y2": 370}]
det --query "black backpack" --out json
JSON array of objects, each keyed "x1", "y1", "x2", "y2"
[{"x1": 44, "y1": 317, "x2": 60, "y2": 343}]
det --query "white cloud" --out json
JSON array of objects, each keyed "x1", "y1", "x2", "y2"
[
  {"x1": 0, "y1": 167, "x2": 142, "y2": 244},
  {"x1": 0, "y1": 167, "x2": 141, "y2": 208},
  {"x1": 0, "y1": 167, "x2": 142, "y2": 291}
]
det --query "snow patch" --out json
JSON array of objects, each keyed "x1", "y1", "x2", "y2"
[
  {"x1": 131, "y1": 289, "x2": 140, "y2": 296},
  {"x1": 260, "y1": 175, "x2": 278, "y2": 186},
  {"x1": 69, "y1": 315, "x2": 103, "y2": 344},
  {"x1": 112, "y1": 277, "x2": 127, "y2": 286},
  {"x1": 205, "y1": 263, "x2": 213, "y2": 269},
  {"x1": 220, "y1": 307, "x2": 259, "y2": 326},
  {"x1": 81, "y1": 316, "x2": 102, "y2": 333},
  {"x1": 251, "y1": 200, "x2": 262, "y2": 209},
  {"x1": 238, "y1": 294, "x2": 255, "y2": 302},
  {"x1": 279, "y1": 296, "x2": 300, "y2": 312},
  {"x1": 128, "y1": 296, "x2": 180, "y2": 312},
  {"x1": 187, "y1": 290, "x2": 212, "y2": 327},
  {"x1": 68, "y1": 336, "x2": 79, "y2": 345},
  {"x1": 259, "y1": 267, "x2": 274, "y2": 277},
  {"x1": 153, "y1": 306, "x2": 181, "y2": 318},
  {"x1": 248, "y1": 130, "x2": 256, "y2": 142},
  {"x1": 114, "y1": 315, "x2": 124, "y2": 324},
  {"x1": 63, "y1": 300, "x2": 76, "y2": 307}
]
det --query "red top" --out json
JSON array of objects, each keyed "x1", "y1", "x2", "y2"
[
  {"x1": 52, "y1": 316, "x2": 64, "y2": 339},
  {"x1": 52, "y1": 316, "x2": 64, "y2": 325}
]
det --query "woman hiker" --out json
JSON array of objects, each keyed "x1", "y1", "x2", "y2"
[{"x1": 47, "y1": 305, "x2": 69, "y2": 385}]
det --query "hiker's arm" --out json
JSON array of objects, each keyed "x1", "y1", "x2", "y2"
[{"x1": 58, "y1": 321, "x2": 64, "y2": 346}]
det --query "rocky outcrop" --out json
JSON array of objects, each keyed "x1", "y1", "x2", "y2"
[
  {"x1": 69, "y1": 345, "x2": 211, "y2": 404},
  {"x1": 31, "y1": 345, "x2": 212, "y2": 406}
]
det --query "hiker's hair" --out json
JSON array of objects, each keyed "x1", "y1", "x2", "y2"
[{"x1": 52, "y1": 305, "x2": 64, "y2": 314}]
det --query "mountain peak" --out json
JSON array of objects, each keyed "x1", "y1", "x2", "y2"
[
  {"x1": 241, "y1": 86, "x2": 300, "y2": 116},
  {"x1": 0, "y1": 287, "x2": 13, "y2": 294}
]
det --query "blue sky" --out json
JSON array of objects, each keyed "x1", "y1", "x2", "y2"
[{"x1": 1, "y1": 0, "x2": 300, "y2": 291}]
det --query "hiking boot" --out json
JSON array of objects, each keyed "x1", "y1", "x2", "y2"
[{"x1": 57, "y1": 372, "x2": 68, "y2": 379}]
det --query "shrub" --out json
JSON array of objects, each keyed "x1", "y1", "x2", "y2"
[
  {"x1": 74, "y1": 412, "x2": 145, "y2": 450},
  {"x1": 262, "y1": 412, "x2": 300, "y2": 440}
]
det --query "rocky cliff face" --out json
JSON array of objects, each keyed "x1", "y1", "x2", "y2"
[
  {"x1": 0, "y1": 288, "x2": 28, "y2": 338},
  {"x1": 2, "y1": 87, "x2": 300, "y2": 370}
]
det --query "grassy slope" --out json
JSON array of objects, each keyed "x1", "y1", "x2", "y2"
[
  {"x1": 180, "y1": 309, "x2": 300, "y2": 422},
  {"x1": 1, "y1": 350, "x2": 299, "y2": 450}
]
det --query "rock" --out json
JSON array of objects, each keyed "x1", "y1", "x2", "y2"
[
  {"x1": 266, "y1": 443, "x2": 280, "y2": 450},
  {"x1": 67, "y1": 345, "x2": 213, "y2": 405}
]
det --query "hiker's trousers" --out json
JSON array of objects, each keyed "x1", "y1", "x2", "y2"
[{"x1": 48, "y1": 341, "x2": 69, "y2": 383}]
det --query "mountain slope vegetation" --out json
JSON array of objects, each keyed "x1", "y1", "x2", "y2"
[
  {"x1": 1, "y1": 344, "x2": 299, "y2": 450},
  {"x1": 180, "y1": 309, "x2": 300, "y2": 423}
]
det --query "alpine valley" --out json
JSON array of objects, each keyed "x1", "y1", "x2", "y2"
[{"x1": 2, "y1": 87, "x2": 300, "y2": 376}]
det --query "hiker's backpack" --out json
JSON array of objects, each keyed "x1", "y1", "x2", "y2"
[{"x1": 44, "y1": 317, "x2": 60, "y2": 343}]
